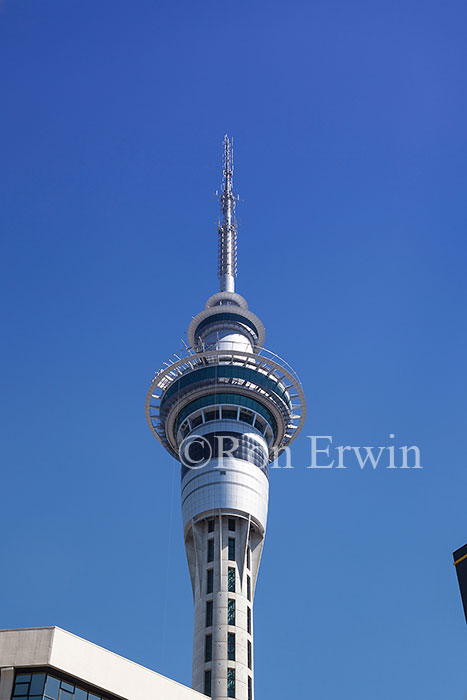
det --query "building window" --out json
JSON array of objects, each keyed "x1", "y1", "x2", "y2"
[
  {"x1": 228, "y1": 518, "x2": 236, "y2": 531},
  {"x1": 228, "y1": 632, "x2": 235, "y2": 661},
  {"x1": 206, "y1": 600, "x2": 213, "y2": 627},
  {"x1": 247, "y1": 546, "x2": 251, "y2": 569},
  {"x1": 207, "y1": 539, "x2": 214, "y2": 563},
  {"x1": 191, "y1": 413, "x2": 203, "y2": 428},
  {"x1": 228, "y1": 598, "x2": 236, "y2": 625},
  {"x1": 228, "y1": 567, "x2": 235, "y2": 592},
  {"x1": 205, "y1": 634, "x2": 212, "y2": 663},
  {"x1": 208, "y1": 519, "x2": 215, "y2": 533},
  {"x1": 207, "y1": 569, "x2": 214, "y2": 594},
  {"x1": 11, "y1": 672, "x2": 112, "y2": 700},
  {"x1": 228, "y1": 537, "x2": 235, "y2": 561},
  {"x1": 44, "y1": 677, "x2": 61, "y2": 698},
  {"x1": 248, "y1": 676, "x2": 252, "y2": 700},
  {"x1": 205, "y1": 408, "x2": 219, "y2": 422},
  {"x1": 247, "y1": 575, "x2": 251, "y2": 601},
  {"x1": 222, "y1": 407, "x2": 238, "y2": 420},
  {"x1": 204, "y1": 670, "x2": 212, "y2": 697},
  {"x1": 254, "y1": 417, "x2": 266, "y2": 433},
  {"x1": 247, "y1": 640, "x2": 252, "y2": 669},
  {"x1": 247, "y1": 606, "x2": 251, "y2": 634},
  {"x1": 239, "y1": 409, "x2": 254, "y2": 424},
  {"x1": 227, "y1": 668, "x2": 235, "y2": 698}
]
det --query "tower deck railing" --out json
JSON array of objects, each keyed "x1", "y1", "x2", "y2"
[
  {"x1": 150, "y1": 342, "x2": 303, "y2": 387},
  {"x1": 145, "y1": 344, "x2": 306, "y2": 457}
]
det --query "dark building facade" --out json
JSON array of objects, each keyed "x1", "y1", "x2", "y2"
[{"x1": 453, "y1": 543, "x2": 467, "y2": 623}]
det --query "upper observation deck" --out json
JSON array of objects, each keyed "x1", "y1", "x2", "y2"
[
  {"x1": 145, "y1": 343, "x2": 306, "y2": 461},
  {"x1": 145, "y1": 136, "x2": 306, "y2": 464}
]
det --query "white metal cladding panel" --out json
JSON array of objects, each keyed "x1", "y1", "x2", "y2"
[
  {"x1": 202, "y1": 331, "x2": 253, "y2": 353},
  {"x1": 181, "y1": 458, "x2": 269, "y2": 530}
]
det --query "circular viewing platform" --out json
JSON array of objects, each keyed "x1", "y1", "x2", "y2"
[{"x1": 145, "y1": 343, "x2": 306, "y2": 460}]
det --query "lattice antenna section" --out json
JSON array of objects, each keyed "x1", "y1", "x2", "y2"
[{"x1": 218, "y1": 134, "x2": 238, "y2": 292}]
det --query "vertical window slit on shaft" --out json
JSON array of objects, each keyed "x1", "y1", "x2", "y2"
[
  {"x1": 227, "y1": 668, "x2": 235, "y2": 698},
  {"x1": 205, "y1": 635, "x2": 212, "y2": 663},
  {"x1": 206, "y1": 600, "x2": 213, "y2": 627},
  {"x1": 207, "y1": 538, "x2": 214, "y2": 563},
  {"x1": 228, "y1": 599, "x2": 236, "y2": 625},
  {"x1": 204, "y1": 670, "x2": 211, "y2": 697},
  {"x1": 228, "y1": 632, "x2": 235, "y2": 661}
]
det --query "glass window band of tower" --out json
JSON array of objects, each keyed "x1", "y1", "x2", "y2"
[
  {"x1": 179, "y1": 403, "x2": 272, "y2": 443},
  {"x1": 193, "y1": 312, "x2": 259, "y2": 341},
  {"x1": 175, "y1": 393, "x2": 277, "y2": 437},
  {"x1": 160, "y1": 364, "x2": 291, "y2": 409}
]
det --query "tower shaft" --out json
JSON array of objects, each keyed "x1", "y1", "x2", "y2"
[{"x1": 185, "y1": 501, "x2": 265, "y2": 700}]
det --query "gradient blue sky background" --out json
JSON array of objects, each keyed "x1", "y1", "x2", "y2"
[{"x1": 1, "y1": 1, "x2": 467, "y2": 697}]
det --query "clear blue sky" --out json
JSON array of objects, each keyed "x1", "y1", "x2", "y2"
[{"x1": 1, "y1": 1, "x2": 466, "y2": 697}]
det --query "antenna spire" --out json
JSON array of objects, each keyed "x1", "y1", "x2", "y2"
[{"x1": 218, "y1": 134, "x2": 237, "y2": 293}]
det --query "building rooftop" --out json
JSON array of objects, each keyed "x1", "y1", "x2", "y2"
[{"x1": 0, "y1": 627, "x2": 204, "y2": 700}]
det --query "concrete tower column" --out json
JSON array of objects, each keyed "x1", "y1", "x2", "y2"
[
  {"x1": 181, "y1": 418, "x2": 268, "y2": 700},
  {"x1": 187, "y1": 513, "x2": 262, "y2": 700}
]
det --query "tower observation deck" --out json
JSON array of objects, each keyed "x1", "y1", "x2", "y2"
[{"x1": 145, "y1": 136, "x2": 306, "y2": 700}]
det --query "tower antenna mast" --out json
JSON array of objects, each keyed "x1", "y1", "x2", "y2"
[{"x1": 218, "y1": 134, "x2": 238, "y2": 293}]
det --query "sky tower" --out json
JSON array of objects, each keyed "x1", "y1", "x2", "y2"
[{"x1": 145, "y1": 137, "x2": 306, "y2": 699}]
